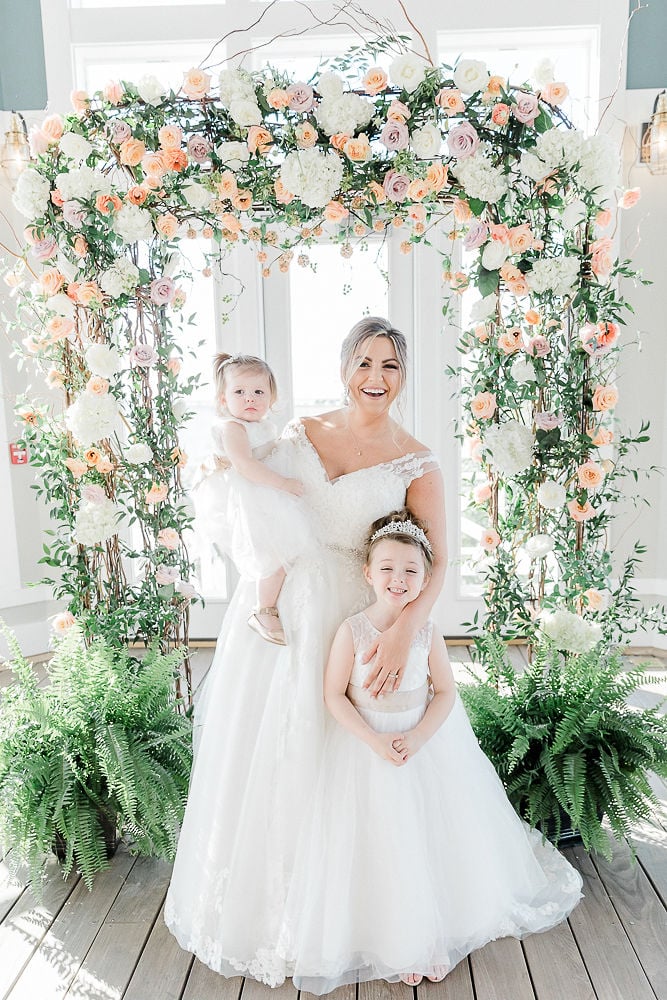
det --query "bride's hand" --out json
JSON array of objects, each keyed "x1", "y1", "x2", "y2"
[{"x1": 361, "y1": 621, "x2": 413, "y2": 697}]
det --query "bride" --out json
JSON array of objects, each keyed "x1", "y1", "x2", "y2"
[{"x1": 164, "y1": 316, "x2": 446, "y2": 984}]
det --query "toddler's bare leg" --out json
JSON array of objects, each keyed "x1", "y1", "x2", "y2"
[{"x1": 247, "y1": 567, "x2": 287, "y2": 645}]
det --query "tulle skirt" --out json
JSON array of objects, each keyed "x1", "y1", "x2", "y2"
[{"x1": 279, "y1": 695, "x2": 583, "y2": 995}]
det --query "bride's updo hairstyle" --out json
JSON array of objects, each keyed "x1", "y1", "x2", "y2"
[
  {"x1": 364, "y1": 508, "x2": 434, "y2": 575},
  {"x1": 213, "y1": 353, "x2": 278, "y2": 412},
  {"x1": 340, "y1": 317, "x2": 408, "y2": 400}
]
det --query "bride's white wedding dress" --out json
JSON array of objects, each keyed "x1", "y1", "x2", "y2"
[{"x1": 164, "y1": 421, "x2": 439, "y2": 985}]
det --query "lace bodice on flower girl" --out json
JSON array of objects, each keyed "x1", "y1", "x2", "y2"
[{"x1": 348, "y1": 612, "x2": 433, "y2": 691}]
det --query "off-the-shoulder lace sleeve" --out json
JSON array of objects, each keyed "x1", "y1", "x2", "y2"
[{"x1": 394, "y1": 451, "x2": 440, "y2": 487}]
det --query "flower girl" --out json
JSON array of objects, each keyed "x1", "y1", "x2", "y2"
[
  {"x1": 194, "y1": 353, "x2": 310, "y2": 645},
  {"x1": 280, "y1": 509, "x2": 582, "y2": 993}
]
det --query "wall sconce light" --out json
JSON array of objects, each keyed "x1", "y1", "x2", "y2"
[
  {"x1": 640, "y1": 91, "x2": 667, "y2": 175},
  {"x1": 1, "y1": 111, "x2": 31, "y2": 187}
]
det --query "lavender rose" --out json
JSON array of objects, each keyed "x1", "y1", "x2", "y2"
[
  {"x1": 534, "y1": 411, "x2": 564, "y2": 431},
  {"x1": 463, "y1": 220, "x2": 488, "y2": 250},
  {"x1": 382, "y1": 169, "x2": 410, "y2": 203},
  {"x1": 287, "y1": 83, "x2": 315, "y2": 113},
  {"x1": 155, "y1": 565, "x2": 179, "y2": 585},
  {"x1": 130, "y1": 343, "x2": 159, "y2": 367},
  {"x1": 149, "y1": 276, "x2": 175, "y2": 305},
  {"x1": 109, "y1": 120, "x2": 131, "y2": 145},
  {"x1": 447, "y1": 121, "x2": 480, "y2": 159},
  {"x1": 380, "y1": 120, "x2": 409, "y2": 151},
  {"x1": 63, "y1": 200, "x2": 86, "y2": 229},
  {"x1": 512, "y1": 93, "x2": 539, "y2": 125},
  {"x1": 187, "y1": 135, "x2": 212, "y2": 163},
  {"x1": 31, "y1": 235, "x2": 58, "y2": 261}
]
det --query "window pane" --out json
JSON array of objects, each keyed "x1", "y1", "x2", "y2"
[
  {"x1": 74, "y1": 41, "x2": 217, "y2": 93},
  {"x1": 288, "y1": 242, "x2": 389, "y2": 418}
]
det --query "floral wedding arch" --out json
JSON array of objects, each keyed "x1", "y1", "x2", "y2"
[{"x1": 6, "y1": 30, "x2": 654, "y2": 687}]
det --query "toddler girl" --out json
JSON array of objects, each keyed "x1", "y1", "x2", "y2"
[
  {"x1": 194, "y1": 353, "x2": 310, "y2": 645},
  {"x1": 280, "y1": 509, "x2": 582, "y2": 993}
]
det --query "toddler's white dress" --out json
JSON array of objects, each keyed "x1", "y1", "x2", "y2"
[
  {"x1": 279, "y1": 612, "x2": 583, "y2": 995},
  {"x1": 193, "y1": 416, "x2": 311, "y2": 578}
]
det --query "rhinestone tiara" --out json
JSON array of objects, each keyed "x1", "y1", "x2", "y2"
[{"x1": 370, "y1": 520, "x2": 432, "y2": 553}]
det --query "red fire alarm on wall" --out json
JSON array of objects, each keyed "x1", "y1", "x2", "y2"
[{"x1": 9, "y1": 442, "x2": 29, "y2": 465}]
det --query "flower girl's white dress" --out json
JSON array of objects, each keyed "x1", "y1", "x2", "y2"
[
  {"x1": 279, "y1": 612, "x2": 583, "y2": 995},
  {"x1": 193, "y1": 416, "x2": 310, "y2": 577}
]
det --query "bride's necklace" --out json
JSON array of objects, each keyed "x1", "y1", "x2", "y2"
[{"x1": 346, "y1": 415, "x2": 385, "y2": 457}]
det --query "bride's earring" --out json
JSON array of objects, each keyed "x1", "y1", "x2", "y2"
[{"x1": 343, "y1": 386, "x2": 350, "y2": 405}]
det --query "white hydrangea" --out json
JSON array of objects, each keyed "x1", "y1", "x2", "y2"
[
  {"x1": 540, "y1": 607, "x2": 603, "y2": 654},
  {"x1": 113, "y1": 203, "x2": 154, "y2": 244},
  {"x1": 59, "y1": 131, "x2": 92, "y2": 162},
  {"x1": 389, "y1": 53, "x2": 427, "y2": 93},
  {"x1": 229, "y1": 99, "x2": 262, "y2": 127},
  {"x1": 519, "y1": 128, "x2": 584, "y2": 181},
  {"x1": 218, "y1": 69, "x2": 256, "y2": 108},
  {"x1": 577, "y1": 133, "x2": 619, "y2": 197},
  {"x1": 85, "y1": 343, "x2": 121, "y2": 378},
  {"x1": 182, "y1": 182, "x2": 212, "y2": 211},
  {"x1": 511, "y1": 357, "x2": 537, "y2": 384},
  {"x1": 216, "y1": 141, "x2": 250, "y2": 171},
  {"x1": 65, "y1": 392, "x2": 119, "y2": 447},
  {"x1": 411, "y1": 123, "x2": 442, "y2": 159},
  {"x1": 470, "y1": 294, "x2": 498, "y2": 322},
  {"x1": 484, "y1": 420, "x2": 534, "y2": 477},
  {"x1": 453, "y1": 58, "x2": 490, "y2": 95},
  {"x1": 518, "y1": 151, "x2": 550, "y2": 183},
  {"x1": 99, "y1": 257, "x2": 140, "y2": 299},
  {"x1": 524, "y1": 533, "x2": 554, "y2": 558},
  {"x1": 315, "y1": 71, "x2": 345, "y2": 100},
  {"x1": 125, "y1": 442, "x2": 153, "y2": 464},
  {"x1": 537, "y1": 479, "x2": 566, "y2": 509},
  {"x1": 73, "y1": 497, "x2": 120, "y2": 547},
  {"x1": 451, "y1": 150, "x2": 509, "y2": 203},
  {"x1": 526, "y1": 256, "x2": 580, "y2": 296},
  {"x1": 315, "y1": 92, "x2": 374, "y2": 137},
  {"x1": 56, "y1": 166, "x2": 105, "y2": 202},
  {"x1": 481, "y1": 240, "x2": 508, "y2": 270},
  {"x1": 280, "y1": 147, "x2": 344, "y2": 208},
  {"x1": 13, "y1": 168, "x2": 51, "y2": 219},
  {"x1": 137, "y1": 75, "x2": 166, "y2": 106}
]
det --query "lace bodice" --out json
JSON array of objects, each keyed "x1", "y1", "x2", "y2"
[
  {"x1": 347, "y1": 612, "x2": 433, "y2": 691},
  {"x1": 283, "y1": 420, "x2": 439, "y2": 554},
  {"x1": 211, "y1": 417, "x2": 277, "y2": 458}
]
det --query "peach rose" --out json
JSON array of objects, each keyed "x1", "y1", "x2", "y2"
[
  {"x1": 368, "y1": 180, "x2": 387, "y2": 204},
  {"x1": 540, "y1": 82, "x2": 569, "y2": 105},
  {"x1": 103, "y1": 80, "x2": 124, "y2": 105},
  {"x1": 216, "y1": 170, "x2": 239, "y2": 199},
  {"x1": 145, "y1": 483, "x2": 168, "y2": 505},
  {"x1": 166, "y1": 357, "x2": 182, "y2": 376},
  {"x1": 508, "y1": 224, "x2": 534, "y2": 253},
  {"x1": 39, "y1": 268, "x2": 65, "y2": 296},
  {"x1": 344, "y1": 134, "x2": 371, "y2": 162},
  {"x1": 247, "y1": 126, "x2": 273, "y2": 155},
  {"x1": 163, "y1": 147, "x2": 188, "y2": 172},
  {"x1": 157, "y1": 527, "x2": 181, "y2": 549},
  {"x1": 590, "y1": 236, "x2": 614, "y2": 280},
  {"x1": 595, "y1": 208, "x2": 612, "y2": 229},
  {"x1": 84, "y1": 448, "x2": 101, "y2": 466},
  {"x1": 524, "y1": 309, "x2": 540, "y2": 326},
  {"x1": 67, "y1": 282, "x2": 80, "y2": 301},
  {"x1": 577, "y1": 460, "x2": 605, "y2": 491},
  {"x1": 474, "y1": 482, "x2": 492, "y2": 503},
  {"x1": 155, "y1": 213, "x2": 180, "y2": 238},
  {"x1": 267, "y1": 88, "x2": 291, "y2": 110},
  {"x1": 497, "y1": 328, "x2": 523, "y2": 354},
  {"x1": 363, "y1": 67, "x2": 388, "y2": 95},
  {"x1": 425, "y1": 162, "x2": 449, "y2": 192},
  {"x1": 70, "y1": 89, "x2": 89, "y2": 113},
  {"x1": 452, "y1": 198, "x2": 472, "y2": 222},
  {"x1": 158, "y1": 124, "x2": 183, "y2": 149},
  {"x1": 407, "y1": 179, "x2": 430, "y2": 202},
  {"x1": 120, "y1": 137, "x2": 146, "y2": 166},
  {"x1": 95, "y1": 192, "x2": 122, "y2": 215},
  {"x1": 274, "y1": 178, "x2": 294, "y2": 204},
  {"x1": 65, "y1": 457, "x2": 88, "y2": 478},
  {"x1": 232, "y1": 189, "x2": 253, "y2": 211},
  {"x1": 486, "y1": 75, "x2": 505, "y2": 95},
  {"x1": 589, "y1": 426, "x2": 613, "y2": 447},
  {"x1": 77, "y1": 281, "x2": 103, "y2": 308},
  {"x1": 42, "y1": 114, "x2": 64, "y2": 142},
  {"x1": 387, "y1": 100, "x2": 410, "y2": 123},
  {"x1": 296, "y1": 122, "x2": 319, "y2": 149},
  {"x1": 47, "y1": 316, "x2": 74, "y2": 341},
  {"x1": 51, "y1": 189, "x2": 65, "y2": 207},
  {"x1": 583, "y1": 588, "x2": 608, "y2": 612},
  {"x1": 126, "y1": 185, "x2": 148, "y2": 206},
  {"x1": 182, "y1": 67, "x2": 211, "y2": 100},
  {"x1": 435, "y1": 88, "x2": 465, "y2": 114},
  {"x1": 470, "y1": 390, "x2": 497, "y2": 420},
  {"x1": 618, "y1": 187, "x2": 641, "y2": 210},
  {"x1": 73, "y1": 235, "x2": 88, "y2": 257},
  {"x1": 567, "y1": 499, "x2": 596, "y2": 522},
  {"x1": 86, "y1": 376, "x2": 109, "y2": 396},
  {"x1": 330, "y1": 133, "x2": 351, "y2": 152},
  {"x1": 142, "y1": 151, "x2": 166, "y2": 178},
  {"x1": 324, "y1": 201, "x2": 349, "y2": 223},
  {"x1": 481, "y1": 527, "x2": 501, "y2": 551},
  {"x1": 171, "y1": 446, "x2": 188, "y2": 468},
  {"x1": 489, "y1": 223, "x2": 510, "y2": 243},
  {"x1": 408, "y1": 202, "x2": 427, "y2": 224},
  {"x1": 52, "y1": 611, "x2": 76, "y2": 633},
  {"x1": 473, "y1": 323, "x2": 489, "y2": 342},
  {"x1": 592, "y1": 384, "x2": 618, "y2": 412},
  {"x1": 218, "y1": 213, "x2": 242, "y2": 233},
  {"x1": 491, "y1": 103, "x2": 510, "y2": 126}
]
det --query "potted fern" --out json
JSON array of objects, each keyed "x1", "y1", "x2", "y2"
[
  {"x1": 0, "y1": 625, "x2": 193, "y2": 889},
  {"x1": 460, "y1": 633, "x2": 667, "y2": 858}
]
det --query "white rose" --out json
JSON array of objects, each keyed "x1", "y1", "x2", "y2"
[
  {"x1": 537, "y1": 479, "x2": 566, "y2": 509},
  {"x1": 315, "y1": 71, "x2": 345, "y2": 100},
  {"x1": 510, "y1": 357, "x2": 536, "y2": 384},
  {"x1": 389, "y1": 53, "x2": 427, "y2": 94},
  {"x1": 519, "y1": 151, "x2": 549, "y2": 182},
  {"x1": 481, "y1": 240, "x2": 508, "y2": 270},
  {"x1": 182, "y1": 182, "x2": 211, "y2": 211},
  {"x1": 125, "y1": 442, "x2": 153, "y2": 465},
  {"x1": 532, "y1": 58, "x2": 555, "y2": 88},
  {"x1": 216, "y1": 141, "x2": 250, "y2": 171},
  {"x1": 59, "y1": 131, "x2": 93, "y2": 162},
  {"x1": 85, "y1": 343, "x2": 121, "y2": 378},
  {"x1": 113, "y1": 203, "x2": 154, "y2": 244},
  {"x1": 470, "y1": 293, "x2": 497, "y2": 322},
  {"x1": 13, "y1": 168, "x2": 51, "y2": 219},
  {"x1": 524, "y1": 533, "x2": 554, "y2": 558},
  {"x1": 453, "y1": 58, "x2": 490, "y2": 95},
  {"x1": 172, "y1": 397, "x2": 190, "y2": 420},
  {"x1": 137, "y1": 74, "x2": 166, "y2": 106},
  {"x1": 410, "y1": 123, "x2": 442, "y2": 159},
  {"x1": 48, "y1": 292, "x2": 76, "y2": 318},
  {"x1": 56, "y1": 254, "x2": 79, "y2": 283},
  {"x1": 229, "y1": 99, "x2": 262, "y2": 127},
  {"x1": 561, "y1": 199, "x2": 587, "y2": 231}
]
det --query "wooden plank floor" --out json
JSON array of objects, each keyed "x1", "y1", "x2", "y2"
[{"x1": 0, "y1": 645, "x2": 665, "y2": 1000}]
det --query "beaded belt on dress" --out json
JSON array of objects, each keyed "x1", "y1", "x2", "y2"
[{"x1": 346, "y1": 681, "x2": 429, "y2": 713}]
